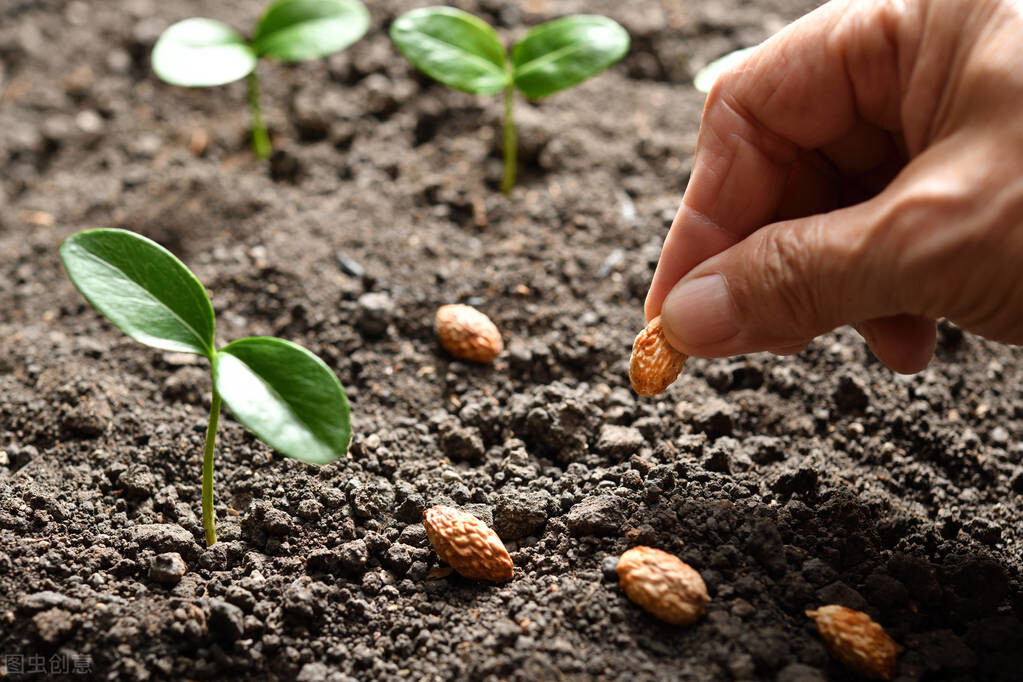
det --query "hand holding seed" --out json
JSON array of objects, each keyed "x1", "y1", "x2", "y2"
[{"x1": 645, "y1": 0, "x2": 1023, "y2": 375}]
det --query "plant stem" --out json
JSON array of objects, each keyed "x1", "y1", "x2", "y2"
[
  {"x1": 247, "y1": 71, "x2": 271, "y2": 159},
  {"x1": 202, "y1": 388, "x2": 222, "y2": 546},
  {"x1": 500, "y1": 82, "x2": 516, "y2": 195}
]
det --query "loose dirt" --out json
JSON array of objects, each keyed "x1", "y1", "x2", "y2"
[{"x1": 3, "y1": 1, "x2": 1023, "y2": 680}]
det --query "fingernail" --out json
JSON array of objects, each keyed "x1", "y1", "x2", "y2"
[{"x1": 661, "y1": 274, "x2": 740, "y2": 347}]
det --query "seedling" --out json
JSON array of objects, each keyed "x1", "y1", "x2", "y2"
[
  {"x1": 151, "y1": 0, "x2": 370, "y2": 159},
  {"x1": 390, "y1": 7, "x2": 629, "y2": 194},
  {"x1": 60, "y1": 229, "x2": 351, "y2": 546}
]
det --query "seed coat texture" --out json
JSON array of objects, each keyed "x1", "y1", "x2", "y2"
[
  {"x1": 629, "y1": 315, "x2": 687, "y2": 395},
  {"x1": 617, "y1": 546, "x2": 709, "y2": 625},
  {"x1": 806, "y1": 605, "x2": 900, "y2": 680},
  {"x1": 423, "y1": 505, "x2": 514, "y2": 582},
  {"x1": 435, "y1": 304, "x2": 503, "y2": 363}
]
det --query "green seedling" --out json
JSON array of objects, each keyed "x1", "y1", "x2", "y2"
[
  {"x1": 390, "y1": 7, "x2": 629, "y2": 194},
  {"x1": 151, "y1": 0, "x2": 370, "y2": 159},
  {"x1": 60, "y1": 229, "x2": 351, "y2": 546}
]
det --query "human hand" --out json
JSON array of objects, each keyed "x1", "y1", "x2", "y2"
[{"x1": 644, "y1": 0, "x2": 1023, "y2": 374}]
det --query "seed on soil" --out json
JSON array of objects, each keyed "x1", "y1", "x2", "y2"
[
  {"x1": 435, "y1": 304, "x2": 503, "y2": 363},
  {"x1": 629, "y1": 315, "x2": 687, "y2": 395},
  {"x1": 616, "y1": 546, "x2": 709, "y2": 625},
  {"x1": 423, "y1": 505, "x2": 513, "y2": 582},
  {"x1": 806, "y1": 605, "x2": 900, "y2": 680}
]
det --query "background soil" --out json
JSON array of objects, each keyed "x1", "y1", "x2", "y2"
[{"x1": 3, "y1": 0, "x2": 1023, "y2": 680}]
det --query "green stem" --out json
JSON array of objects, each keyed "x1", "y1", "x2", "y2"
[
  {"x1": 500, "y1": 82, "x2": 516, "y2": 195},
  {"x1": 202, "y1": 388, "x2": 222, "y2": 546},
  {"x1": 247, "y1": 71, "x2": 271, "y2": 159}
]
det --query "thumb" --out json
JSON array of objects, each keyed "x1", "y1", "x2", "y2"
[{"x1": 656, "y1": 202, "x2": 937, "y2": 373}]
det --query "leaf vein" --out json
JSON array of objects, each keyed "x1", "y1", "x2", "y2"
[
  {"x1": 404, "y1": 30, "x2": 504, "y2": 76},
  {"x1": 231, "y1": 354, "x2": 321, "y2": 447},
  {"x1": 77, "y1": 247, "x2": 209, "y2": 354},
  {"x1": 515, "y1": 41, "x2": 587, "y2": 79}
]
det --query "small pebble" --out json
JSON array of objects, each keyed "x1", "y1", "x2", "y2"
[
  {"x1": 356, "y1": 292, "x2": 394, "y2": 337},
  {"x1": 601, "y1": 555, "x2": 620, "y2": 582},
  {"x1": 149, "y1": 552, "x2": 187, "y2": 585}
]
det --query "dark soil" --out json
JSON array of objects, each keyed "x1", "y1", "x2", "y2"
[{"x1": 3, "y1": 0, "x2": 1023, "y2": 680}]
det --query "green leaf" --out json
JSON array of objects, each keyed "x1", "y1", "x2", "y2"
[
  {"x1": 390, "y1": 6, "x2": 508, "y2": 95},
  {"x1": 214, "y1": 337, "x2": 350, "y2": 465},
  {"x1": 59, "y1": 229, "x2": 216, "y2": 357},
  {"x1": 151, "y1": 18, "x2": 257, "y2": 87},
  {"x1": 252, "y1": 0, "x2": 370, "y2": 61},
  {"x1": 693, "y1": 46, "x2": 758, "y2": 94},
  {"x1": 512, "y1": 15, "x2": 629, "y2": 99}
]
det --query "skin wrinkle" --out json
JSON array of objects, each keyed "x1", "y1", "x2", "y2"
[
  {"x1": 746, "y1": 221, "x2": 829, "y2": 339},
  {"x1": 742, "y1": 52, "x2": 797, "y2": 141},
  {"x1": 721, "y1": 132, "x2": 780, "y2": 230},
  {"x1": 899, "y1": 0, "x2": 977, "y2": 153},
  {"x1": 816, "y1": 16, "x2": 904, "y2": 203},
  {"x1": 670, "y1": 206, "x2": 736, "y2": 274},
  {"x1": 706, "y1": 91, "x2": 797, "y2": 232},
  {"x1": 896, "y1": 2, "x2": 937, "y2": 155},
  {"x1": 867, "y1": 179, "x2": 940, "y2": 317},
  {"x1": 749, "y1": 11, "x2": 849, "y2": 147},
  {"x1": 842, "y1": 3, "x2": 903, "y2": 130},
  {"x1": 689, "y1": 120, "x2": 733, "y2": 220},
  {"x1": 730, "y1": 203, "x2": 880, "y2": 349},
  {"x1": 814, "y1": 207, "x2": 880, "y2": 329},
  {"x1": 681, "y1": 97, "x2": 782, "y2": 245},
  {"x1": 927, "y1": 14, "x2": 973, "y2": 143},
  {"x1": 715, "y1": 86, "x2": 799, "y2": 170},
  {"x1": 832, "y1": 201, "x2": 902, "y2": 317},
  {"x1": 829, "y1": 9, "x2": 864, "y2": 134}
]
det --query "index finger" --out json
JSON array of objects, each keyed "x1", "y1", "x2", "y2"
[{"x1": 644, "y1": 0, "x2": 907, "y2": 319}]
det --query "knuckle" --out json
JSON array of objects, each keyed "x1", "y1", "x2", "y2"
[
  {"x1": 876, "y1": 181, "x2": 982, "y2": 313},
  {"x1": 747, "y1": 225, "x2": 830, "y2": 332},
  {"x1": 876, "y1": 171, "x2": 1023, "y2": 340}
]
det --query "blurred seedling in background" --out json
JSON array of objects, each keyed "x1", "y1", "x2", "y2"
[
  {"x1": 60, "y1": 229, "x2": 351, "y2": 546},
  {"x1": 390, "y1": 6, "x2": 629, "y2": 194},
  {"x1": 151, "y1": 0, "x2": 369, "y2": 158}
]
